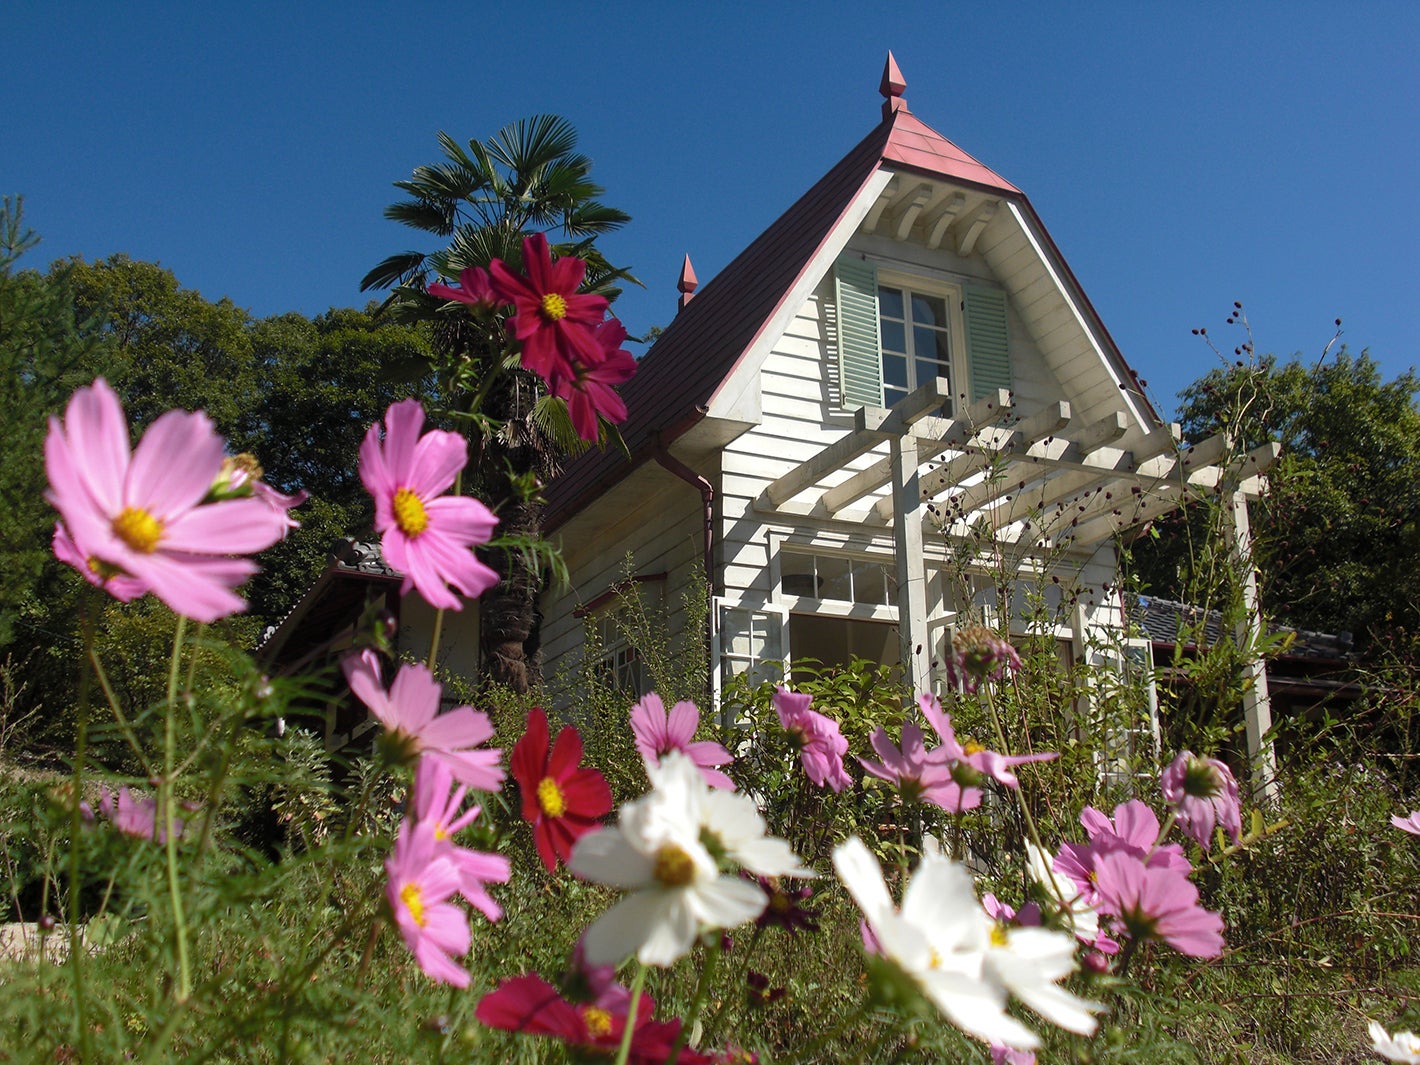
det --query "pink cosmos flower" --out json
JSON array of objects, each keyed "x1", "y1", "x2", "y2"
[
  {"x1": 991, "y1": 1047, "x2": 1037, "y2": 1065},
  {"x1": 1091, "y1": 850, "x2": 1224, "y2": 958},
  {"x1": 489, "y1": 232, "x2": 610, "y2": 386},
  {"x1": 342, "y1": 649, "x2": 504, "y2": 791},
  {"x1": 206, "y1": 453, "x2": 308, "y2": 531},
  {"x1": 99, "y1": 786, "x2": 182, "y2": 843},
  {"x1": 385, "y1": 818, "x2": 472, "y2": 987},
  {"x1": 410, "y1": 758, "x2": 511, "y2": 922},
  {"x1": 45, "y1": 379, "x2": 295, "y2": 622},
  {"x1": 1055, "y1": 799, "x2": 1191, "y2": 901},
  {"x1": 945, "y1": 623, "x2": 1023, "y2": 693},
  {"x1": 1391, "y1": 811, "x2": 1420, "y2": 836},
  {"x1": 1161, "y1": 751, "x2": 1242, "y2": 849},
  {"x1": 773, "y1": 687, "x2": 852, "y2": 793},
  {"x1": 428, "y1": 264, "x2": 497, "y2": 309},
  {"x1": 917, "y1": 693, "x2": 1054, "y2": 806},
  {"x1": 858, "y1": 722, "x2": 960, "y2": 811},
  {"x1": 53, "y1": 522, "x2": 147, "y2": 601},
  {"x1": 629, "y1": 692, "x2": 733, "y2": 790},
  {"x1": 359, "y1": 399, "x2": 499, "y2": 611},
  {"x1": 551, "y1": 317, "x2": 637, "y2": 441}
]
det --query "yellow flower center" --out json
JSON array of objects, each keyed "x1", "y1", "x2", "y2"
[
  {"x1": 433, "y1": 821, "x2": 448, "y2": 842},
  {"x1": 112, "y1": 507, "x2": 163, "y2": 553},
  {"x1": 86, "y1": 557, "x2": 124, "y2": 581},
  {"x1": 392, "y1": 487, "x2": 429, "y2": 537},
  {"x1": 653, "y1": 843, "x2": 696, "y2": 888},
  {"x1": 399, "y1": 883, "x2": 426, "y2": 927},
  {"x1": 769, "y1": 891, "x2": 790, "y2": 914},
  {"x1": 581, "y1": 1006, "x2": 613, "y2": 1038},
  {"x1": 536, "y1": 777, "x2": 566, "y2": 818},
  {"x1": 990, "y1": 924, "x2": 1010, "y2": 948},
  {"x1": 962, "y1": 740, "x2": 986, "y2": 756},
  {"x1": 928, "y1": 947, "x2": 943, "y2": 969},
  {"x1": 539, "y1": 292, "x2": 568, "y2": 322}
]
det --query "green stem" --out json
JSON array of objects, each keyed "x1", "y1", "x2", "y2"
[
  {"x1": 193, "y1": 713, "x2": 245, "y2": 859},
  {"x1": 86, "y1": 643, "x2": 154, "y2": 778},
  {"x1": 982, "y1": 686, "x2": 1054, "y2": 885},
  {"x1": 665, "y1": 938, "x2": 720, "y2": 1064},
  {"x1": 354, "y1": 916, "x2": 382, "y2": 992},
  {"x1": 705, "y1": 924, "x2": 762, "y2": 1036},
  {"x1": 68, "y1": 598, "x2": 96, "y2": 1061},
  {"x1": 163, "y1": 614, "x2": 192, "y2": 1002},
  {"x1": 426, "y1": 607, "x2": 446, "y2": 671},
  {"x1": 614, "y1": 964, "x2": 647, "y2": 1065}
]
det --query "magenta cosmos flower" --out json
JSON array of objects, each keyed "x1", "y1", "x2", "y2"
[
  {"x1": 552, "y1": 317, "x2": 637, "y2": 442},
  {"x1": 1161, "y1": 751, "x2": 1242, "y2": 849},
  {"x1": 385, "y1": 818, "x2": 472, "y2": 987},
  {"x1": 1392, "y1": 811, "x2": 1420, "y2": 836},
  {"x1": 342, "y1": 649, "x2": 504, "y2": 792},
  {"x1": 428, "y1": 264, "x2": 497, "y2": 309},
  {"x1": 1091, "y1": 850, "x2": 1224, "y2": 958},
  {"x1": 45, "y1": 379, "x2": 295, "y2": 622},
  {"x1": 410, "y1": 758, "x2": 511, "y2": 922},
  {"x1": 489, "y1": 231, "x2": 610, "y2": 386},
  {"x1": 773, "y1": 687, "x2": 852, "y2": 793},
  {"x1": 1055, "y1": 799, "x2": 1191, "y2": 901},
  {"x1": 510, "y1": 706, "x2": 613, "y2": 873},
  {"x1": 629, "y1": 692, "x2": 733, "y2": 790},
  {"x1": 359, "y1": 399, "x2": 499, "y2": 611}
]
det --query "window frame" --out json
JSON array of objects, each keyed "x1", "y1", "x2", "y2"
[{"x1": 873, "y1": 269, "x2": 968, "y2": 411}]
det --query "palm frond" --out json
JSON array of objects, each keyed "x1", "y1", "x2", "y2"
[{"x1": 360, "y1": 252, "x2": 430, "y2": 292}]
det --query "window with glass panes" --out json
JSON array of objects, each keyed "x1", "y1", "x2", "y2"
[{"x1": 878, "y1": 284, "x2": 953, "y2": 408}]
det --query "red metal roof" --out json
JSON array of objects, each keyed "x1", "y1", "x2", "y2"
[{"x1": 544, "y1": 105, "x2": 1023, "y2": 531}]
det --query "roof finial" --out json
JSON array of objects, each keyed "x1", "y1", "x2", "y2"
[
  {"x1": 880, "y1": 51, "x2": 907, "y2": 119},
  {"x1": 677, "y1": 254, "x2": 698, "y2": 311}
]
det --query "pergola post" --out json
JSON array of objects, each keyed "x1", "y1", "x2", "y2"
[
  {"x1": 1228, "y1": 490, "x2": 1280, "y2": 802},
  {"x1": 892, "y1": 433, "x2": 931, "y2": 693}
]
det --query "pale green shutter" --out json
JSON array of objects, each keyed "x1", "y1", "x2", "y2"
[
  {"x1": 834, "y1": 257, "x2": 883, "y2": 407},
  {"x1": 964, "y1": 285, "x2": 1011, "y2": 401}
]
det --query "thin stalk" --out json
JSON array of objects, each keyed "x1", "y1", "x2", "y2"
[
  {"x1": 163, "y1": 614, "x2": 192, "y2": 1002},
  {"x1": 87, "y1": 644, "x2": 154, "y2": 777},
  {"x1": 193, "y1": 713, "x2": 246, "y2": 859},
  {"x1": 665, "y1": 937, "x2": 720, "y2": 1064},
  {"x1": 68, "y1": 598, "x2": 97, "y2": 1061},
  {"x1": 354, "y1": 916, "x2": 383, "y2": 992},
  {"x1": 781, "y1": 1000, "x2": 869, "y2": 1064},
  {"x1": 426, "y1": 608, "x2": 446, "y2": 671},
  {"x1": 614, "y1": 964, "x2": 647, "y2": 1065},
  {"x1": 705, "y1": 924, "x2": 762, "y2": 1036}
]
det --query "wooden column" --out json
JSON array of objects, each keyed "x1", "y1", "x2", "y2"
[
  {"x1": 1228, "y1": 490, "x2": 1280, "y2": 802},
  {"x1": 892, "y1": 434, "x2": 931, "y2": 693}
]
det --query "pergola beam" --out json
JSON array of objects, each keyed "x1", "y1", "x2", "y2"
[
  {"x1": 817, "y1": 388, "x2": 1014, "y2": 514},
  {"x1": 761, "y1": 377, "x2": 950, "y2": 507},
  {"x1": 918, "y1": 401, "x2": 1072, "y2": 500}
]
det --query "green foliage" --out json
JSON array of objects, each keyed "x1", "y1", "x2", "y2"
[{"x1": 1142, "y1": 337, "x2": 1420, "y2": 659}]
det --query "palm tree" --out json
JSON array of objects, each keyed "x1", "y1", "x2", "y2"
[{"x1": 363, "y1": 115, "x2": 635, "y2": 692}]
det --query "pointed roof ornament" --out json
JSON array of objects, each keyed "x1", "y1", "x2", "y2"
[
  {"x1": 880, "y1": 51, "x2": 907, "y2": 119},
  {"x1": 677, "y1": 253, "x2": 698, "y2": 311}
]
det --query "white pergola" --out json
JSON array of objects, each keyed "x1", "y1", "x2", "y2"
[{"x1": 755, "y1": 378, "x2": 1281, "y2": 793}]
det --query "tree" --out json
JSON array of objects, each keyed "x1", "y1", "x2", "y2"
[
  {"x1": 1134, "y1": 345, "x2": 1420, "y2": 659},
  {"x1": 364, "y1": 116, "x2": 634, "y2": 692}
]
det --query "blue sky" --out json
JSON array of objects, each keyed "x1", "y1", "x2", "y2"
[{"x1": 8, "y1": 2, "x2": 1417, "y2": 418}]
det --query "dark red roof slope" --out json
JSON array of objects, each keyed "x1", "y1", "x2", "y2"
[{"x1": 544, "y1": 107, "x2": 1020, "y2": 530}]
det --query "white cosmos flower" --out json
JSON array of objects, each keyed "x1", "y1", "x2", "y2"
[
  {"x1": 1371, "y1": 1021, "x2": 1420, "y2": 1064},
  {"x1": 1026, "y1": 840, "x2": 1101, "y2": 944},
  {"x1": 833, "y1": 837, "x2": 1041, "y2": 1050},
  {"x1": 570, "y1": 751, "x2": 802, "y2": 967},
  {"x1": 835, "y1": 837, "x2": 1100, "y2": 1049}
]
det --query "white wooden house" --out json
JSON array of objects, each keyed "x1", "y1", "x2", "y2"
[{"x1": 539, "y1": 56, "x2": 1278, "y2": 779}]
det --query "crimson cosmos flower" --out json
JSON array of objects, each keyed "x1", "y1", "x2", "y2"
[
  {"x1": 476, "y1": 972, "x2": 720, "y2": 1064},
  {"x1": 489, "y1": 231, "x2": 609, "y2": 386},
  {"x1": 510, "y1": 707, "x2": 612, "y2": 873}
]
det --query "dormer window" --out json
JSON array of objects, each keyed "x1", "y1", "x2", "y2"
[
  {"x1": 834, "y1": 256, "x2": 1011, "y2": 412},
  {"x1": 878, "y1": 281, "x2": 955, "y2": 408}
]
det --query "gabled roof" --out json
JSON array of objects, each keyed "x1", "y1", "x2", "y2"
[{"x1": 545, "y1": 57, "x2": 1139, "y2": 531}]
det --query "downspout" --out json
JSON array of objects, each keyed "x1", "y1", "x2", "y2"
[{"x1": 653, "y1": 431, "x2": 716, "y2": 703}]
